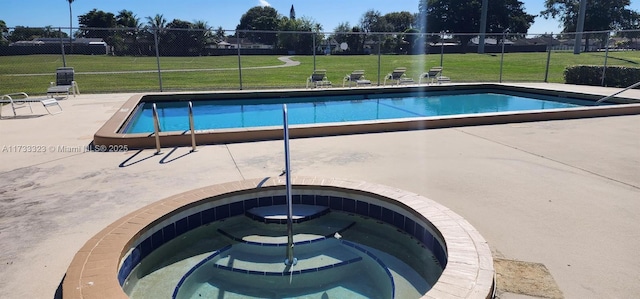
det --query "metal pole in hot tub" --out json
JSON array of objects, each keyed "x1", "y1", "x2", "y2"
[{"x1": 282, "y1": 104, "x2": 297, "y2": 266}]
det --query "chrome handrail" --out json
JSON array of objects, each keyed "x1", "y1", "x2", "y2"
[
  {"x1": 596, "y1": 81, "x2": 640, "y2": 103},
  {"x1": 283, "y1": 104, "x2": 296, "y2": 267},
  {"x1": 188, "y1": 101, "x2": 196, "y2": 152},
  {"x1": 152, "y1": 103, "x2": 161, "y2": 154}
]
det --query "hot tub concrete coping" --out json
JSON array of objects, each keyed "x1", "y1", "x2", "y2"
[{"x1": 62, "y1": 176, "x2": 495, "y2": 299}]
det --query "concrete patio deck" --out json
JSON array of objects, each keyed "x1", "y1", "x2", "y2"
[{"x1": 1, "y1": 83, "x2": 639, "y2": 299}]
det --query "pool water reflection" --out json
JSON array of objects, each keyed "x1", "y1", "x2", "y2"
[{"x1": 123, "y1": 91, "x2": 591, "y2": 133}]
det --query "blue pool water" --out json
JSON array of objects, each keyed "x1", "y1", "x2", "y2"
[{"x1": 122, "y1": 91, "x2": 592, "y2": 134}]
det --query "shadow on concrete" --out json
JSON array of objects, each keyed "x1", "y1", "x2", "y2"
[
  {"x1": 159, "y1": 147, "x2": 194, "y2": 164},
  {"x1": 0, "y1": 114, "x2": 47, "y2": 120},
  {"x1": 53, "y1": 275, "x2": 64, "y2": 299},
  {"x1": 119, "y1": 149, "x2": 158, "y2": 167}
]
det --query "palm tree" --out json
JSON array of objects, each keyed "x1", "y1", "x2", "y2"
[
  {"x1": 116, "y1": 10, "x2": 142, "y2": 55},
  {"x1": 145, "y1": 14, "x2": 167, "y2": 55},
  {"x1": 146, "y1": 14, "x2": 167, "y2": 32},
  {"x1": 117, "y1": 10, "x2": 141, "y2": 29}
]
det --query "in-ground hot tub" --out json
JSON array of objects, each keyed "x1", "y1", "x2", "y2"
[{"x1": 62, "y1": 177, "x2": 495, "y2": 298}]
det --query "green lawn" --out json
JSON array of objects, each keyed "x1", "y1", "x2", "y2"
[{"x1": 1, "y1": 51, "x2": 638, "y2": 95}]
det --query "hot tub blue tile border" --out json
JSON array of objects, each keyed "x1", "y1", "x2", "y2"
[
  {"x1": 258, "y1": 196, "x2": 272, "y2": 207},
  {"x1": 201, "y1": 207, "x2": 215, "y2": 225},
  {"x1": 120, "y1": 194, "x2": 447, "y2": 287},
  {"x1": 162, "y1": 223, "x2": 176, "y2": 243},
  {"x1": 329, "y1": 196, "x2": 342, "y2": 210},
  {"x1": 316, "y1": 195, "x2": 329, "y2": 206},
  {"x1": 175, "y1": 218, "x2": 189, "y2": 236}
]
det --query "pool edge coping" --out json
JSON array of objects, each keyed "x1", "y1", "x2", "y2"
[{"x1": 62, "y1": 176, "x2": 495, "y2": 299}]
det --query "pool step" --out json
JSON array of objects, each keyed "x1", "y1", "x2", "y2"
[
  {"x1": 173, "y1": 239, "x2": 396, "y2": 299},
  {"x1": 217, "y1": 209, "x2": 356, "y2": 246},
  {"x1": 246, "y1": 204, "x2": 330, "y2": 224},
  {"x1": 213, "y1": 238, "x2": 361, "y2": 274}
]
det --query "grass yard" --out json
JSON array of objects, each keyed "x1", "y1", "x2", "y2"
[{"x1": 1, "y1": 51, "x2": 638, "y2": 95}]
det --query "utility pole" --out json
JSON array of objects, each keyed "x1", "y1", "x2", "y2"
[
  {"x1": 478, "y1": 0, "x2": 488, "y2": 54},
  {"x1": 574, "y1": 0, "x2": 587, "y2": 54}
]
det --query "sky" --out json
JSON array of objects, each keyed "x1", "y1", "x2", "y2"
[{"x1": 2, "y1": 0, "x2": 640, "y2": 35}]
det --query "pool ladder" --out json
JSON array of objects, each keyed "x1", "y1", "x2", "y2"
[
  {"x1": 596, "y1": 80, "x2": 640, "y2": 104},
  {"x1": 152, "y1": 102, "x2": 197, "y2": 154}
]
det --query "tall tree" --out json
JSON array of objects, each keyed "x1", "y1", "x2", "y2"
[
  {"x1": 8, "y1": 26, "x2": 66, "y2": 42},
  {"x1": 332, "y1": 22, "x2": 353, "y2": 44},
  {"x1": 192, "y1": 20, "x2": 213, "y2": 54},
  {"x1": 146, "y1": 14, "x2": 167, "y2": 32},
  {"x1": 383, "y1": 12, "x2": 418, "y2": 53},
  {"x1": 164, "y1": 19, "x2": 195, "y2": 55},
  {"x1": 116, "y1": 10, "x2": 140, "y2": 28},
  {"x1": 384, "y1": 11, "x2": 416, "y2": 33},
  {"x1": 0, "y1": 20, "x2": 8, "y2": 45},
  {"x1": 420, "y1": 0, "x2": 534, "y2": 45},
  {"x1": 360, "y1": 10, "x2": 392, "y2": 53},
  {"x1": 360, "y1": 10, "x2": 391, "y2": 33},
  {"x1": 541, "y1": 0, "x2": 639, "y2": 48},
  {"x1": 236, "y1": 6, "x2": 280, "y2": 45},
  {"x1": 618, "y1": 10, "x2": 640, "y2": 47},
  {"x1": 403, "y1": 28, "x2": 423, "y2": 54},
  {"x1": 331, "y1": 23, "x2": 365, "y2": 54},
  {"x1": 541, "y1": 0, "x2": 636, "y2": 32},
  {"x1": 114, "y1": 10, "x2": 142, "y2": 55},
  {"x1": 277, "y1": 16, "x2": 319, "y2": 54},
  {"x1": 213, "y1": 26, "x2": 226, "y2": 43},
  {"x1": 77, "y1": 9, "x2": 116, "y2": 39}
]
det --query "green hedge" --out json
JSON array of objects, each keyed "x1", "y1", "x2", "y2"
[{"x1": 564, "y1": 65, "x2": 640, "y2": 88}]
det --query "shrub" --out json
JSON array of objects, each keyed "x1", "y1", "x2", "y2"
[{"x1": 564, "y1": 65, "x2": 640, "y2": 88}]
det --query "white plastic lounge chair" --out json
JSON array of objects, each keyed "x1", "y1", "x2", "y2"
[
  {"x1": 419, "y1": 67, "x2": 451, "y2": 84},
  {"x1": 47, "y1": 67, "x2": 80, "y2": 98},
  {"x1": 343, "y1": 70, "x2": 371, "y2": 87},
  {"x1": 384, "y1": 67, "x2": 414, "y2": 86},
  {"x1": 306, "y1": 69, "x2": 332, "y2": 88},
  {"x1": 0, "y1": 92, "x2": 62, "y2": 118},
  {"x1": 419, "y1": 67, "x2": 443, "y2": 84}
]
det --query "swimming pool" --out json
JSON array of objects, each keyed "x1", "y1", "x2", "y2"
[
  {"x1": 94, "y1": 84, "x2": 640, "y2": 149},
  {"x1": 122, "y1": 91, "x2": 589, "y2": 134}
]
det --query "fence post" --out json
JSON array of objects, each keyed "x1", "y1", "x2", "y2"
[
  {"x1": 440, "y1": 31, "x2": 445, "y2": 67},
  {"x1": 377, "y1": 34, "x2": 382, "y2": 86},
  {"x1": 499, "y1": 30, "x2": 509, "y2": 83},
  {"x1": 313, "y1": 32, "x2": 316, "y2": 71},
  {"x1": 601, "y1": 30, "x2": 611, "y2": 86},
  {"x1": 153, "y1": 29, "x2": 163, "y2": 92},
  {"x1": 544, "y1": 37, "x2": 552, "y2": 83},
  {"x1": 237, "y1": 31, "x2": 243, "y2": 90}
]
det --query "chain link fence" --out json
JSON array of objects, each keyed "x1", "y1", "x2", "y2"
[{"x1": 1, "y1": 27, "x2": 639, "y2": 95}]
